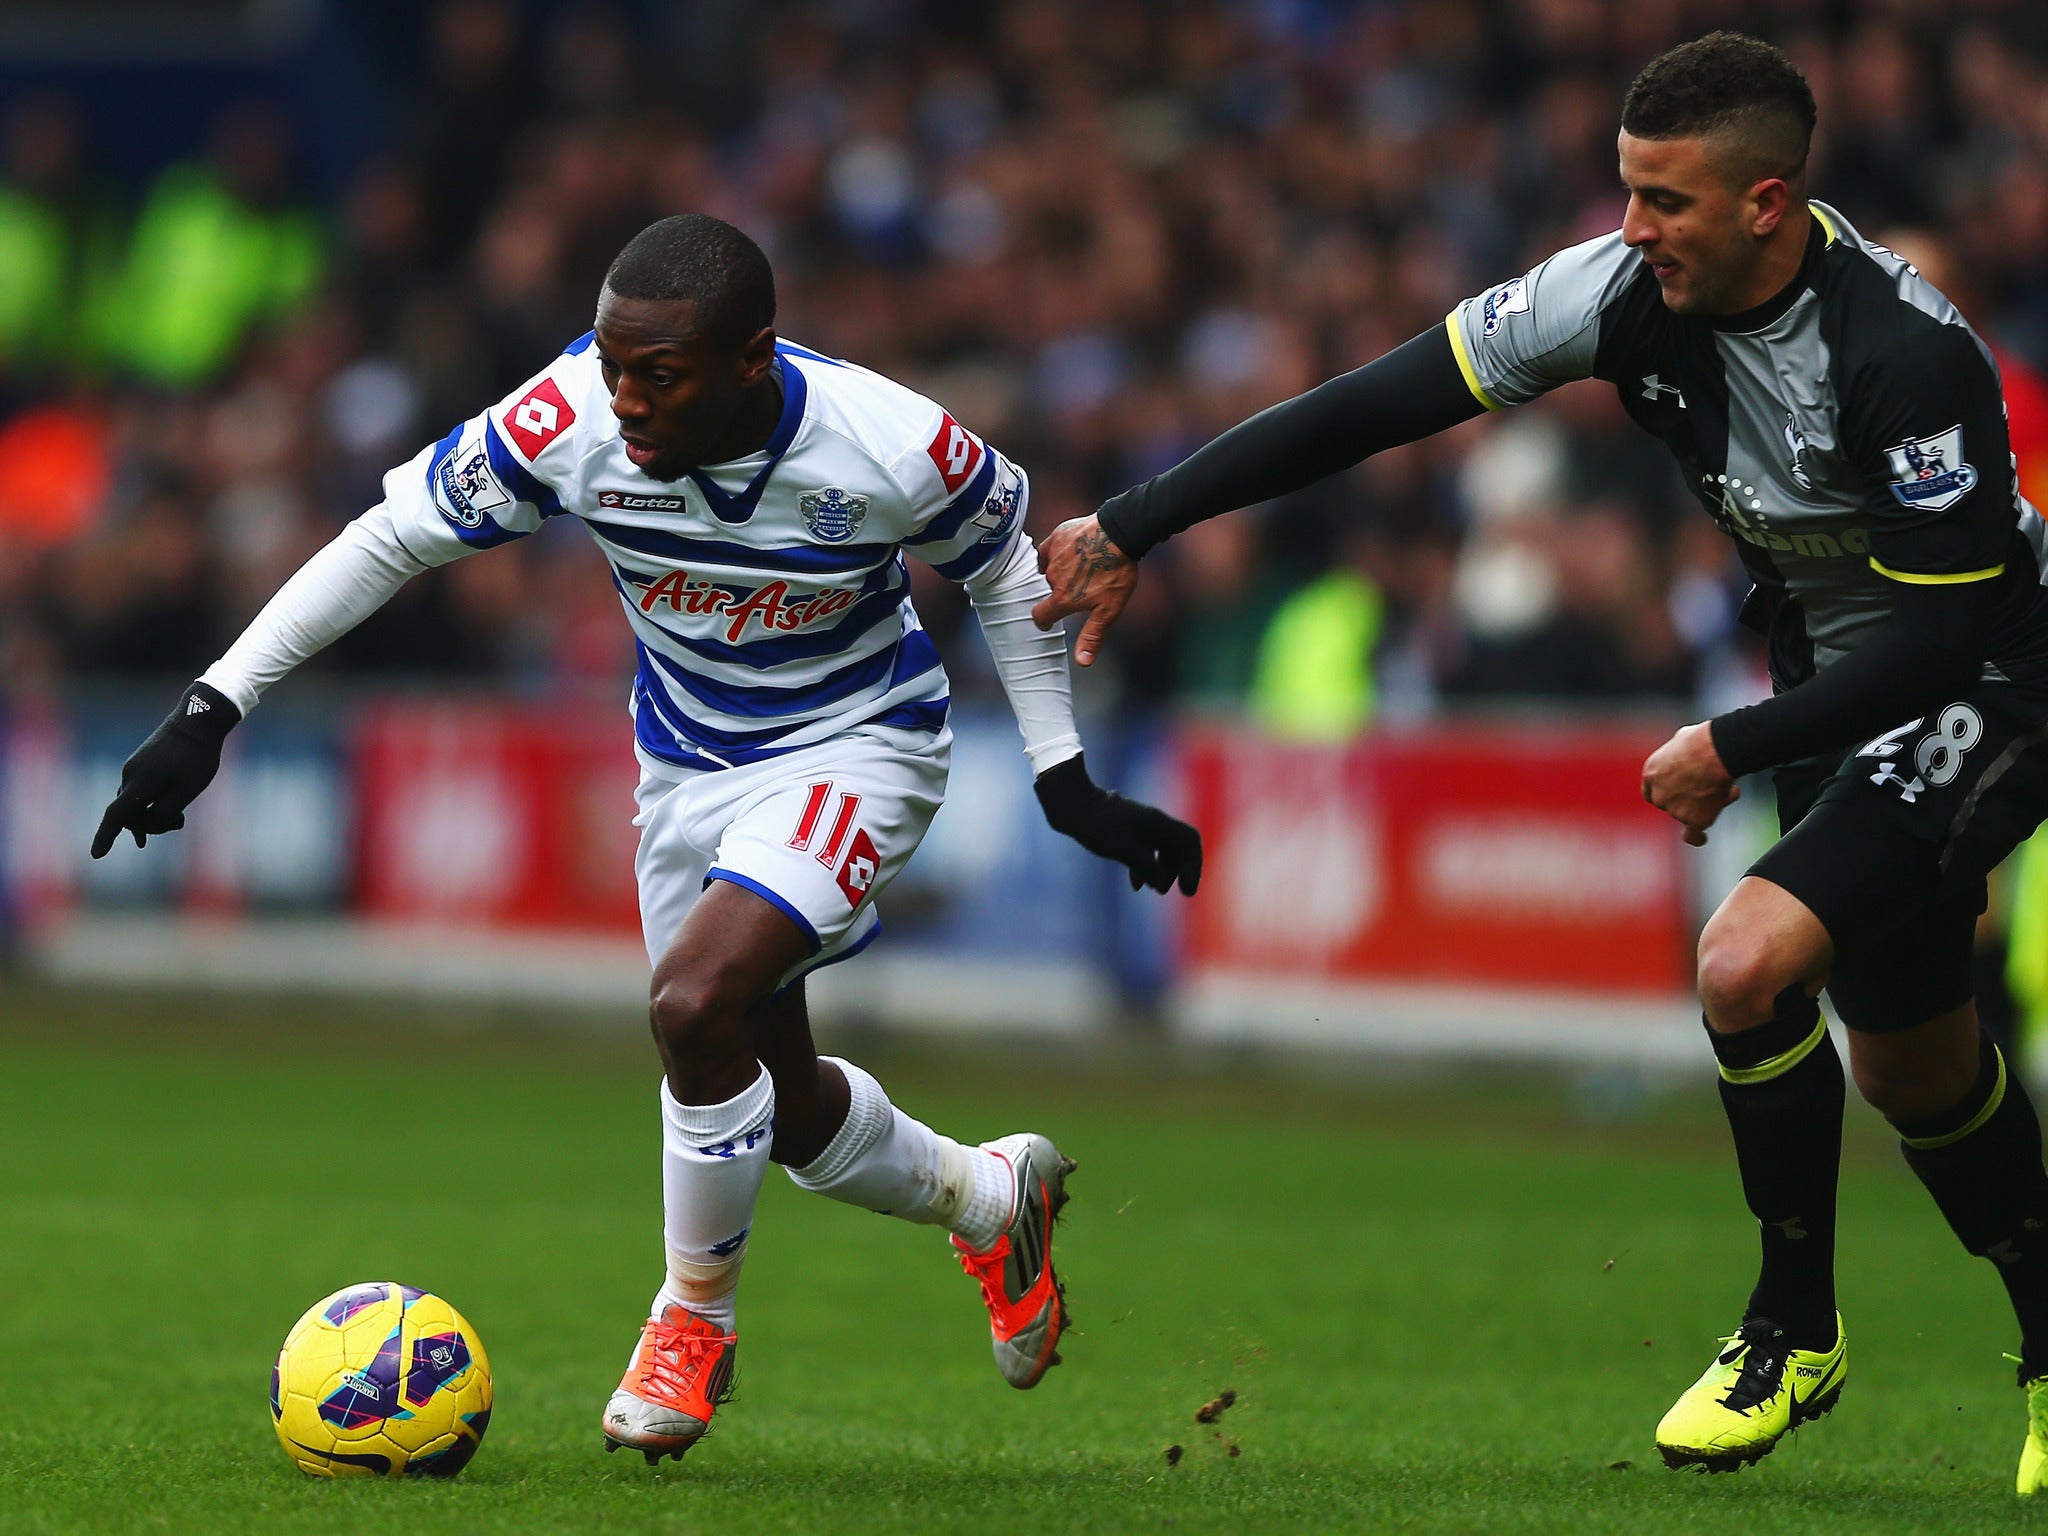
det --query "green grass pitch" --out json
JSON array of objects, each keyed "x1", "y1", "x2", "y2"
[{"x1": 0, "y1": 983, "x2": 2041, "y2": 1535}]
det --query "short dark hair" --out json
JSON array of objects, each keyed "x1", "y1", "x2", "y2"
[
  {"x1": 603, "y1": 213, "x2": 776, "y2": 350},
  {"x1": 1621, "y1": 31, "x2": 1816, "y2": 185}
]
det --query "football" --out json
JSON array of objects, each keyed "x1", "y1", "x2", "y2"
[{"x1": 270, "y1": 1282, "x2": 493, "y2": 1478}]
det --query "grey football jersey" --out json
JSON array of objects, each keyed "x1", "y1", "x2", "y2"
[{"x1": 1449, "y1": 204, "x2": 2048, "y2": 687}]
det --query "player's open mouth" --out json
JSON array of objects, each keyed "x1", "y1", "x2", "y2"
[
  {"x1": 1647, "y1": 258, "x2": 1680, "y2": 280},
  {"x1": 622, "y1": 437, "x2": 663, "y2": 468}
]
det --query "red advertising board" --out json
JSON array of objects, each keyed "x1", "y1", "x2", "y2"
[
  {"x1": 1176, "y1": 725, "x2": 1691, "y2": 993},
  {"x1": 352, "y1": 701, "x2": 642, "y2": 935}
]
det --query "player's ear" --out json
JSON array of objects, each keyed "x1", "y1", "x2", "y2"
[
  {"x1": 736, "y1": 326, "x2": 777, "y2": 388},
  {"x1": 1748, "y1": 176, "x2": 1791, "y2": 237}
]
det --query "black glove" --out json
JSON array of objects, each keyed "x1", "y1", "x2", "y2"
[
  {"x1": 1033, "y1": 753, "x2": 1202, "y2": 896},
  {"x1": 90, "y1": 681, "x2": 241, "y2": 858}
]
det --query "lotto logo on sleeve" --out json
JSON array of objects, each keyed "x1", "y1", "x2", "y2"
[
  {"x1": 926, "y1": 412, "x2": 984, "y2": 495},
  {"x1": 503, "y1": 378, "x2": 577, "y2": 459}
]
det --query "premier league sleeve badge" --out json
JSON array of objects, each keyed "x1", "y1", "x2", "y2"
[
  {"x1": 1883, "y1": 425, "x2": 1978, "y2": 513},
  {"x1": 437, "y1": 439, "x2": 513, "y2": 529}
]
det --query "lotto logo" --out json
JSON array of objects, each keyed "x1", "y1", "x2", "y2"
[
  {"x1": 598, "y1": 490, "x2": 686, "y2": 511},
  {"x1": 503, "y1": 377, "x2": 576, "y2": 458},
  {"x1": 836, "y1": 828, "x2": 881, "y2": 907},
  {"x1": 925, "y1": 412, "x2": 984, "y2": 495}
]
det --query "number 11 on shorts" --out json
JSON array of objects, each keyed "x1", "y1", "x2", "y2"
[{"x1": 788, "y1": 781, "x2": 862, "y2": 866}]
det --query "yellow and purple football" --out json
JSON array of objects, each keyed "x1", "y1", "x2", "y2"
[{"x1": 270, "y1": 1282, "x2": 492, "y2": 1477}]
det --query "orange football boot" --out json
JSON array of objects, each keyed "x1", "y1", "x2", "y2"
[
  {"x1": 601, "y1": 1305, "x2": 736, "y2": 1464},
  {"x1": 952, "y1": 1133, "x2": 1075, "y2": 1389}
]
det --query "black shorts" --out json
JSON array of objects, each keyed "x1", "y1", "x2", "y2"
[{"x1": 1749, "y1": 676, "x2": 2048, "y2": 1033}]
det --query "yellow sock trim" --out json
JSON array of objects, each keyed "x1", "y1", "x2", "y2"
[
  {"x1": 1719, "y1": 1016, "x2": 1827, "y2": 1085},
  {"x1": 1903, "y1": 1048, "x2": 2007, "y2": 1151}
]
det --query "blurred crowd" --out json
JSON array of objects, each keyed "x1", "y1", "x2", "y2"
[{"x1": 5, "y1": 0, "x2": 2048, "y2": 731}]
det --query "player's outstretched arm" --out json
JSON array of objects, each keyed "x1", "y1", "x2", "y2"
[
  {"x1": 90, "y1": 506, "x2": 432, "y2": 857},
  {"x1": 958, "y1": 520, "x2": 1201, "y2": 895},
  {"x1": 1034, "y1": 324, "x2": 1485, "y2": 664},
  {"x1": 90, "y1": 334, "x2": 578, "y2": 859}
]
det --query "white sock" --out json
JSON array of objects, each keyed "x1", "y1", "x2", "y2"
[
  {"x1": 786, "y1": 1057, "x2": 1014, "y2": 1249},
  {"x1": 651, "y1": 1068, "x2": 775, "y2": 1334}
]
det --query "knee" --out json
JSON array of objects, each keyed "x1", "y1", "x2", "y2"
[
  {"x1": 649, "y1": 966, "x2": 757, "y2": 1061},
  {"x1": 1850, "y1": 1055, "x2": 1926, "y2": 1120},
  {"x1": 1851, "y1": 1020, "x2": 1987, "y2": 1124},
  {"x1": 1696, "y1": 928, "x2": 1793, "y2": 1033}
]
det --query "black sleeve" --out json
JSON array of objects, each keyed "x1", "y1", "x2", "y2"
[
  {"x1": 1095, "y1": 325, "x2": 1486, "y2": 559},
  {"x1": 1708, "y1": 579, "x2": 1995, "y2": 777},
  {"x1": 1848, "y1": 319, "x2": 2016, "y2": 580}
]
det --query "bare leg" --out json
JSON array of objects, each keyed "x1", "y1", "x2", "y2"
[
  {"x1": 750, "y1": 980, "x2": 852, "y2": 1170},
  {"x1": 1845, "y1": 1000, "x2": 1982, "y2": 1123},
  {"x1": 647, "y1": 878, "x2": 810, "y2": 1104}
]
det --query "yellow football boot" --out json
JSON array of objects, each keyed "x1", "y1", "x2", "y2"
[
  {"x1": 1655, "y1": 1314, "x2": 1846, "y2": 1472},
  {"x1": 2016, "y1": 1369, "x2": 2048, "y2": 1495}
]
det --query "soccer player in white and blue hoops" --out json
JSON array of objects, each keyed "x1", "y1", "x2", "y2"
[{"x1": 91, "y1": 214, "x2": 1202, "y2": 1463}]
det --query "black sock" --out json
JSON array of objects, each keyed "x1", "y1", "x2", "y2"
[
  {"x1": 1706, "y1": 987, "x2": 1843, "y2": 1349},
  {"x1": 1894, "y1": 1032, "x2": 2048, "y2": 1378}
]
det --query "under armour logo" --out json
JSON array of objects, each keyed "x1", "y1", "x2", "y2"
[
  {"x1": 185, "y1": 696, "x2": 211, "y2": 716},
  {"x1": 1771, "y1": 1217, "x2": 1807, "y2": 1241},
  {"x1": 1869, "y1": 761, "x2": 1924, "y2": 802},
  {"x1": 1641, "y1": 374, "x2": 1686, "y2": 407}
]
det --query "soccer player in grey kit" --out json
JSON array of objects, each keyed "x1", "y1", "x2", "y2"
[{"x1": 1039, "y1": 32, "x2": 2048, "y2": 1487}]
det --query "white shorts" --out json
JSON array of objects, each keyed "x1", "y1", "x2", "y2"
[{"x1": 633, "y1": 725, "x2": 951, "y2": 985}]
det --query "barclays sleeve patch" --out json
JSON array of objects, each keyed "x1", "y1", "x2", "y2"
[
  {"x1": 436, "y1": 438, "x2": 513, "y2": 529},
  {"x1": 1480, "y1": 277, "x2": 1530, "y2": 337},
  {"x1": 1884, "y1": 424, "x2": 1978, "y2": 513}
]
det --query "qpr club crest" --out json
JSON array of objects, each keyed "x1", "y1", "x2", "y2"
[
  {"x1": 1884, "y1": 424, "x2": 1977, "y2": 512},
  {"x1": 799, "y1": 486, "x2": 869, "y2": 543}
]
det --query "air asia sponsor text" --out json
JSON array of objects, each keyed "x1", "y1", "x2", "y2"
[{"x1": 632, "y1": 570, "x2": 861, "y2": 643}]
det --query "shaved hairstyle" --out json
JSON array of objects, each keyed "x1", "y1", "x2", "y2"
[
  {"x1": 603, "y1": 213, "x2": 777, "y2": 351},
  {"x1": 1621, "y1": 31, "x2": 1817, "y2": 189}
]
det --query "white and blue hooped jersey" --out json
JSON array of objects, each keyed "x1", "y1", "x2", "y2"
[{"x1": 380, "y1": 335, "x2": 1028, "y2": 772}]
